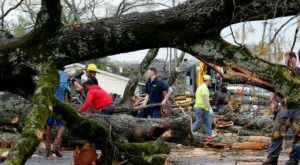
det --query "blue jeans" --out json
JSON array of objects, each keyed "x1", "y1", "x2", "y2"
[
  {"x1": 137, "y1": 108, "x2": 161, "y2": 118},
  {"x1": 192, "y1": 107, "x2": 212, "y2": 136},
  {"x1": 98, "y1": 104, "x2": 115, "y2": 115},
  {"x1": 267, "y1": 108, "x2": 300, "y2": 160}
]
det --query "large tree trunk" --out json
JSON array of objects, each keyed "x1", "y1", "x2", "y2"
[
  {"x1": 53, "y1": 99, "x2": 172, "y2": 164},
  {"x1": 85, "y1": 113, "x2": 193, "y2": 143},
  {"x1": 121, "y1": 48, "x2": 159, "y2": 103},
  {"x1": 3, "y1": 64, "x2": 58, "y2": 165}
]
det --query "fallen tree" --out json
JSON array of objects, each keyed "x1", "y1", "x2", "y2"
[
  {"x1": 3, "y1": 64, "x2": 58, "y2": 165},
  {"x1": 52, "y1": 98, "x2": 172, "y2": 164},
  {"x1": 0, "y1": 0, "x2": 300, "y2": 164}
]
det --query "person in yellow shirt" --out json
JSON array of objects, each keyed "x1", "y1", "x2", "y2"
[{"x1": 192, "y1": 75, "x2": 213, "y2": 139}]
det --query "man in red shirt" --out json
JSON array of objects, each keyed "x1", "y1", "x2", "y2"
[{"x1": 78, "y1": 79, "x2": 114, "y2": 114}]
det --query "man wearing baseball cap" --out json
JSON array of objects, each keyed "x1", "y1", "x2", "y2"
[{"x1": 192, "y1": 75, "x2": 213, "y2": 141}]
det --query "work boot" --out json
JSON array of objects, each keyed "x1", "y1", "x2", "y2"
[
  {"x1": 262, "y1": 155, "x2": 278, "y2": 165},
  {"x1": 285, "y1": 158, "x2": 299, "y2": 165},
  {"x1": 52, "y1": 150, "x2": 63, "y2": 157},
  {"x1": 45, "y1": 149, "x2": 52, "y2": 158}
]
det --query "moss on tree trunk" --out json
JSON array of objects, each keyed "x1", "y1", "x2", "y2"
[
  {"x1": 53, "y1": 100, "x2": 171, "y2": 164},
  {"x1": 3, "y1": 64, "x2": 58, "y2": 165}
]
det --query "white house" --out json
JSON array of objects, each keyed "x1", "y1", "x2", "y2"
[{"x1": 64, "y1": 63, "x2": 144, "y2": 96}]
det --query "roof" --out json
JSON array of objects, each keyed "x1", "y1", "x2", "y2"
[{"x1": 64, "y1": 63, "x2": 145, "y2": 85}]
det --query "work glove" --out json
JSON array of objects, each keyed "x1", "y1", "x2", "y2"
[{"x1": 208, "y1": 107, "x2": 213, "y2": 115}]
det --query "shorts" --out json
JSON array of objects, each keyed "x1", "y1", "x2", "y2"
[{"x1": 46, "y1": 116, "x2": 63, "y2": 126}]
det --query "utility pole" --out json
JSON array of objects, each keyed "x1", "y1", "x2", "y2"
[{"x1": 172, "y1": 0, "x2": 178, "y2": 88}]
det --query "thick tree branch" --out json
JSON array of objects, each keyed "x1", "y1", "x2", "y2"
[
  {"x1": 180, "y1": 36, "x2": 300, "y2": 102},
  {"x1": 0, "y1": 0, "x2": 299, "y2": 97},
  {"x1": 3, "y1": 64, "x2": 58, "y2": 165},
  {"x1": 34, "y1": 0, "x2": 63, "y2": 30}
]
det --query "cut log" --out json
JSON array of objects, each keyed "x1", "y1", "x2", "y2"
[
  {"x1": 214, "y1": 115, "x2": 234, "y2": 128},
  {"x1": 232, "y1": 142, "x2": 266, "y2": 150},
  {"x1": 84, "y1": 114, "x2": 193, "y2": 143},
  {"x1": 0, "y1": 149, "x2": 10, "y2": 163},
  {"x1": 193, "y1": 133, "x2": 270, "y2": 150}
]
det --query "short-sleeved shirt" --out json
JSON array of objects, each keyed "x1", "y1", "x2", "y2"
[
  {"x1": 194, "y1": 84, "x2": 209, "y2": 110},
  {"x1": 145, "y1": 77, "x2": 169, "y2": 104},
  {"x1": 56, "y1": 70, "x2": 68, "y2": 101}
]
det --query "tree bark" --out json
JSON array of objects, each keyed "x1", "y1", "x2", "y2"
[
  {"x1": 121, "y1": 48, "x2": 159, "y2": 103},
  {"x1": 181, "y1": 36, "x2": 300, "y2": 102},
  {"x1": 1, "y1": 0, "x2": 300, "y2": 99},
  {"x1": 85, "y1": 113, "x2": 193, "y2": 143},
  {"x1": 53, "y1": 100, "x2": 172, "y2": 163}
]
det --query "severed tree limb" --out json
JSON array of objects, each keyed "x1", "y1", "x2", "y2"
[
  {"x1": 3, "y1": 64, "x2": 58, "y2": 165},
  {"x1": 181, "y1": 35, "x2": 300, "y2": 102},
  {"x1": 53, "y1": 98, "x2": 108, "y2": 146},
  {"x1": 114, "y1": 136, "x2": 170, "y2": 165},
  {"x1": 193, "y1": 132, "x2": 270, "y2": 150},
  {"x1": 53, "y1": 99, "x2": 173, "y2": 163},
  {"x1": 86, "y1": 113, "x2": 193, "y2": 143}
]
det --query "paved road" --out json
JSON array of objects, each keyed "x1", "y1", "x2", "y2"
[
  {"x1": 22, "y1": 149, "x2": 291, "y2": 165},
  {"x1": 25, "y1": 152, "x2": 73, "y2": 165}
]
